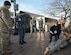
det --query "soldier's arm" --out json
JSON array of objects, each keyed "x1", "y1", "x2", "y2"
[{"x1": 1, "y1": 9, "x2": 12, "y2": 29}]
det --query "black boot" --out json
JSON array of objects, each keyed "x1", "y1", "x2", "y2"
[
  {"x1": 19, "y1": 40, "x2": 23, "y2": 44},
  {"x1": 22, "y1": 40, "x2": 27, "y2": 43}
]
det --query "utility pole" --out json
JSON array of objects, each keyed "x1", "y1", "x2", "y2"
[{"x1": 11, "y1": 0, "x2": 19, "y2": 35}]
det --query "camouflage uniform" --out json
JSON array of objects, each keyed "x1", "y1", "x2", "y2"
[
  {"x1": 39, "y1": 19, "x2": 43, "y2": 31},
  {"x1": 58, "y1": 17, "x2": 71, "y2": 42},
  {"x1": 0, "y1": 6, "x2": 12, "y2": 52},
  {"x1": 30, "y1": 19, "x2": 36, "y2": 33},
  {"x1": 30, "y1": 19, "x2": 33, "y2": 33}
]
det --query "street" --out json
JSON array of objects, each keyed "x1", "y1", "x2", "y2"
[{"x1": 10, "y1": 32, "x2": 71, "y2": 55}]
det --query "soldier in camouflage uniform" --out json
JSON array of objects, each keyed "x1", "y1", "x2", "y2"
[
  {"x1": 30, "y1": 17, "x2": 36, "y2": 37},
  {"x1": 0, "y1": 1, "x2": 12, "y2": 54},
  {"x1": 39, "y1": 18, "x2": 43, "y2": 32},
  {"x1": 58, "y1": 16, "x2": 71, "y2": 42},
  {"x1": 30, "y1": 18, "x2": 36, "y2": 33}
]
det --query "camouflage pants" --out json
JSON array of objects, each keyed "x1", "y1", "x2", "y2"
[
  {"x1": 30, "y1": 25, "x2": 33, "y2": 33},
  {"x1": 0, "y1": 31, "x2": 10, "y2": 52}
]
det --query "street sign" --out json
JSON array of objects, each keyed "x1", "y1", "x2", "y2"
[
  {"x1": 11, "y1": 0, "x2": 16, "y2": 3},
  {"x1": 14, "y1": 4, "x2": 19, "y2": 11}
]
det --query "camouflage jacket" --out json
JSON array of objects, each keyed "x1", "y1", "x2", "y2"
[{"x1": 0, "y1": 6, "x2": 12, "y2": 31}]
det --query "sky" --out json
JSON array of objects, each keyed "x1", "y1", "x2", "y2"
[
  {"x1": 0, "y1": 0, "x2": 53, "y2": 16},
  {"x1": 0, "y1": 0, "x2": 60, "y2": 20}
]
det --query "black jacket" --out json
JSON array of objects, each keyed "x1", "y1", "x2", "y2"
[{"x1": 50, "y1": 24, "x2": 61, "y2": 35}]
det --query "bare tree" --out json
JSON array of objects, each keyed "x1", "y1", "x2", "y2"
[{"x1": 45, "y1": 0, "x2": 70, "y2": 19}]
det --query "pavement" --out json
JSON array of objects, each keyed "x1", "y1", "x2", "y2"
[{"x1": 9, "y1": 32, "x2": 71, "y2": 55}]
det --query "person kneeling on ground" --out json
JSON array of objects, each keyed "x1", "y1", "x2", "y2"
[{"x1": 49, "y1": 22, "x2": 61, "y2": 43}]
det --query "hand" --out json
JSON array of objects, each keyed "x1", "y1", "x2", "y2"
[
  {"x1": 8, "y1": 26, "x2": 12, "y2": 30},
  {"x1": 16, "y1": 26, "x2": 18, "y2": 29}
]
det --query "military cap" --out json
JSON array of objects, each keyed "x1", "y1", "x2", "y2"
[
  {"x1": 19, "y1": 11, "x2": 25, "y2": 14},
  {"x1": 4, "y1": 1, "x2": 11, "y2": 6}
]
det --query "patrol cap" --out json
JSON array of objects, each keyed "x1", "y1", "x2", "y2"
[
  {"x1": 19, "y1": 11, "x2": 25, "y2": 14},
  {"x1": 4, "y1": 1, "x2": 11, "y2": 6}
]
